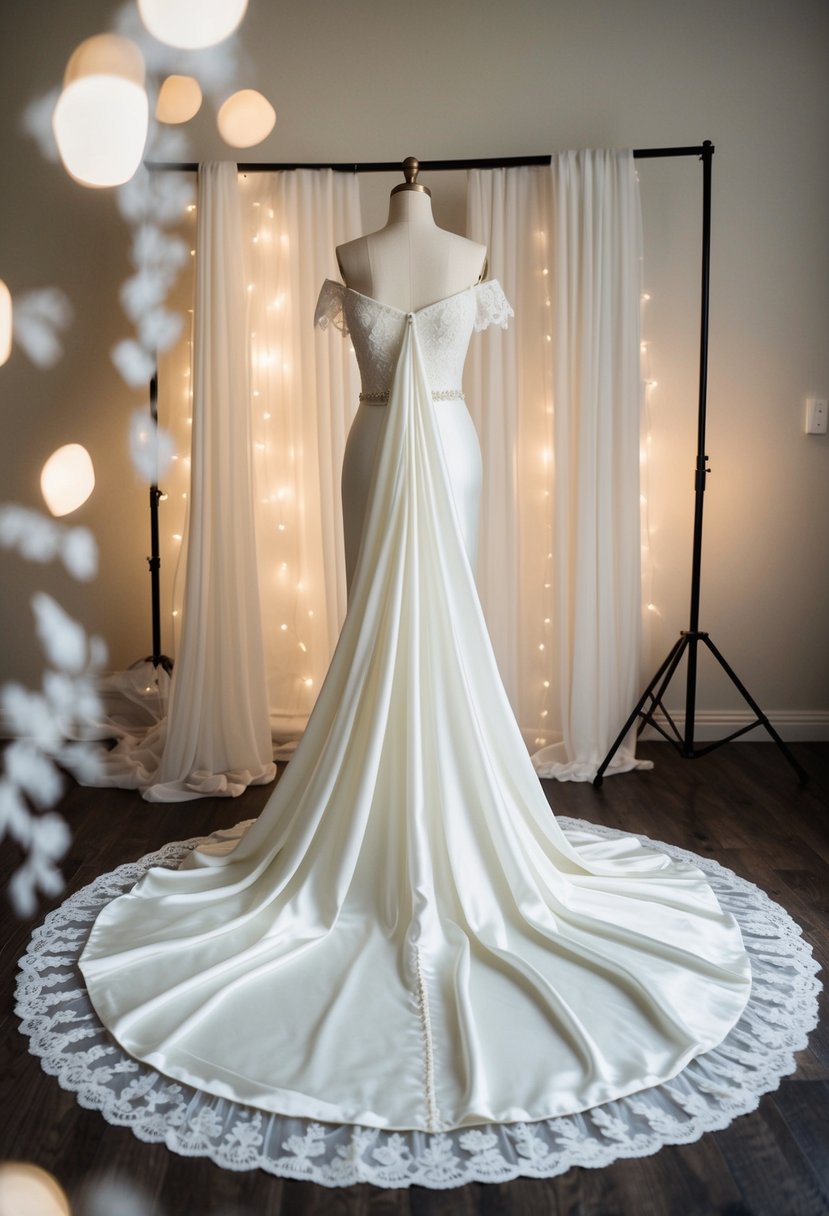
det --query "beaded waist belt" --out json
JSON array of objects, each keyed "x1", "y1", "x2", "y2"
[{"x1": 359, "y1": 389, "x2": 465, "y2": 404}]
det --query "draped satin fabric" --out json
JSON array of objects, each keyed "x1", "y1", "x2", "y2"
[{"x1": 80, "y1": 281, "x2": 751, "y2": 1133}]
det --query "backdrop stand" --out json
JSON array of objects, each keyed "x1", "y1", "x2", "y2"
[
  {"x1": 593, "y1": 143, "x2": 807, "y2": 788},
  {"x1": 147, "y1": 146, "x2": 803, "y2": 780},
  {"x1": 141, "y1": 369, "x2": 173, "y2": 675}
]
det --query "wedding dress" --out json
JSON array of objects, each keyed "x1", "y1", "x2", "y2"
[{"x1": 77, "y1": 277, "x2": 753, "y2": 1137}]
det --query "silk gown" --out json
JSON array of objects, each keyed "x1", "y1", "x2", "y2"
[{"x1": 79, "y1": 279, "x2": 751, "y2": 1134}]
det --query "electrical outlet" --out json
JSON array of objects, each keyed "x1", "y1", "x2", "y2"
[{"x1": 805, "y1": 397, "x2": 828, "y2": 435}]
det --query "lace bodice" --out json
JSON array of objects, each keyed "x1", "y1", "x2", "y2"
[{"x1": 315, "y1": 279, "x2": 512, "y2": 400}]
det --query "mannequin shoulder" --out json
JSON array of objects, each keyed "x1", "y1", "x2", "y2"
[
  {"x1": 439, "y1": 231, "x2": 488, "y2": 285},
  {"x1": 335, "y1": 235, "x2": 371, "y2": 286}
]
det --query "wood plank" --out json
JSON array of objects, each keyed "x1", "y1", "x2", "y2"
[
  {"x1": 716, "y1": 1090, "x2": 829, "y2": 1216},
  {"x1": 770, "y1": 1081, "x2": 829, "y2": 1195}
]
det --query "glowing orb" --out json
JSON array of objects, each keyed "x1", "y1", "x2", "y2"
[
  {"x1": 156, "y1": 75, "x2": 203, "y2": 124},
  {"x1": 40, "y1": 443, "x2": 96, "y2": 517},
  {"x1": 0, "y1": 1162, "x2": 70, "y2": 1216},
  {"x1": 52, "y1": 34, "x2": 148, "y2": 188},
  {"x1": 0, "y1": 279, "x2": 11, "y2": 367},
  {"x1": 138, "y1": 0, "x2": 248, "y2": 49},
  {"x1": 217, "y1": 89, "x2": 276, "y2": 148}
]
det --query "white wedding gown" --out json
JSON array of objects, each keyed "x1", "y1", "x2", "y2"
[{"x1": 79, "y1": 278, "x2": 752, "y2": 1135}]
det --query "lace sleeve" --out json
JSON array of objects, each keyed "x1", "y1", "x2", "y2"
[
  {"x1": 314, "y1": 279, "x2": 348, "y2": 334},
  {"x1": 473, "y1": 279, "x2": 513, "y2": 332}
]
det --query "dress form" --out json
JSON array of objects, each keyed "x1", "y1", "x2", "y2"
[{"x1": 336, "y1": 157, "x2": 487, "y2": 310}]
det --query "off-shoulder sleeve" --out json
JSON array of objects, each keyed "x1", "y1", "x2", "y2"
[
  {"x1": 314, "y1": 279, "x2": 348, "y2": 333},
  {"x1": 473, "y1": 279, "x2": 513, "y2": 332}
]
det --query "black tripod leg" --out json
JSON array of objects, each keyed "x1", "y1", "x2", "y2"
[
  {"x1": 593, "y1": 635, "x2": 688, "y2": 787},
  {"x1": 644, "y1": 636, "x2": 693, "y2": 741},
  {"x1": 700, "y1": 635, "x2": 809, "y2": 784}
]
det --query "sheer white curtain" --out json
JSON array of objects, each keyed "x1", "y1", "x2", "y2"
[
  {"x1": 91, "y1": 161, "x2": 277, "y2": 799},
  {"x1": 90, "y1": 166, "x2": 361, "y2": 797},
  {"x1": 467, "y1": 153, "x2": 649, "y2": 780},
  {"x1": 148, "y1": 162, "x2": 276, "y2": 799},
  {"x1": 235, "y1": 170, "x2": 362, "y2": 744},
  {"x1": 163, "y1": 168, "x2": 362, "y2": 750}
]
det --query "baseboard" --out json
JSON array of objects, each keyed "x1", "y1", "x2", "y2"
[
  {"x1": 640, "y1": 709, "x2": 829, "y2": 743},
  {"x1": 1, "y1": 704, "x2": 827, "y2": 743}
]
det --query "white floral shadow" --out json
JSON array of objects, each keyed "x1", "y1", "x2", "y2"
[{"x1": 0, "y1": 510, "x2": 106, "y2": 915}]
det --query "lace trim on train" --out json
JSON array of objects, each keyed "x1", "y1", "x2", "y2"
[{"x1": 16, "y1": 818, "x2": 821, "y2": 1191}]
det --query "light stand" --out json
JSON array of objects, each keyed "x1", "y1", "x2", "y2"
[
  {"x1": 141, "y1": 369, "x2": 173, "y2": 674},
  {"x1": 594, "y1": 143, "x2": 807, "y2": 788}
]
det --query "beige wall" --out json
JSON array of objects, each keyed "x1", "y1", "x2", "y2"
[{"x1": 1, "y1": 0, "x2": 827, "y2": 735}]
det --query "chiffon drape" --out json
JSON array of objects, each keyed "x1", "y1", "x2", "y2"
[
  {"x1": 83, "y1": 166, "x2": 363, "y2": 795},
  {"x1": 86, "y1": 161, "x2": 276, "y2": 800},
  {"x1": 467, "y1": 153, "x2": 648, "y2": 779}
]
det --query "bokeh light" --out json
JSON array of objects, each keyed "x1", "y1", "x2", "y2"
[
  {"x1": 40, "y1": 443, "x2": 96, "y2": 517},
  {"x1": 217, "y1": 89, "x2": 276, "y2": 148},
  {"x1": 52, "y1": 34, "x2": 148, "y2": 188},
  {"x1": 138, "y1": 0, "x2": 249, "y2": 50},
  {"x1": 0, "y1": 1162, "x2": 70, "y2": 1216},
  {"x1": 156, "y1": 74, "x2": 203, "y2": 124},
  {"x1": 0, "y1": 279, "x2": 11, "y2": 367}
]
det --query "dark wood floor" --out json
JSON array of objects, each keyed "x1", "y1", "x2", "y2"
[{"x1": 2, "y1": 741, "x2": 828, "y2": 1215}]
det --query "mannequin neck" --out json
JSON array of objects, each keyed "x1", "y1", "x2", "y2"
[{"x1": 385, "y1": 189, "x2": 436, "y2": 227}]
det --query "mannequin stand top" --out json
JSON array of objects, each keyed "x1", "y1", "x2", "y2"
[{"x1": 336, "y1": 167, "x2": 487, "y2": 314}]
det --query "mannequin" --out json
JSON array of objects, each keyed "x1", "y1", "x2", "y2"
[
  {"x1": 336, "y1": 156, "x2": 487, "y2": 311},
  {"x1": 337, "y1": 158, "x2": 488, "y2": 590}
]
